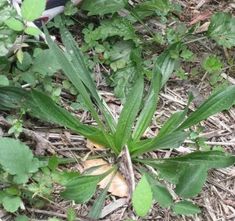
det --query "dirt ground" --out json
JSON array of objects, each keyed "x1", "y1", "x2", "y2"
[{"x1": 1, "y1": 0, "x2": 235, "y2": 220}]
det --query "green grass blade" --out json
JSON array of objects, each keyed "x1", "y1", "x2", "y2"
[
  {"x1": 132, "y1": 69, "x2": 162, "y2": 141},
  {"x1": 130, "y1": 131, "x2": 189, "y2": 157},
  {"x1": 177, "y1": 85, "x2": 235, "y2": 130},
  {"x1": 59, "y1": 25, "x2": 116, "y2": 132},
  {"x1": 43, "y1": 26, "x2": 104, "y2": 130},
  {"x1": 114, "y1": 76, "x2": 144, "y2": 151}
]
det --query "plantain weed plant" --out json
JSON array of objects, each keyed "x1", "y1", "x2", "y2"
[{"x1": 0, "y1": 24, "x2": 235, "y2": 218}]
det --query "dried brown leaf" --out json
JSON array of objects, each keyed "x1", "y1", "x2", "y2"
[{"x1": 82, "y1": 159, "x2": 128, "y2": 197}]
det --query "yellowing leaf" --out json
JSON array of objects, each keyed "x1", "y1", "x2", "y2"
[{"x1": 82, "y1": 159, "x2": 128, "y2": 197}]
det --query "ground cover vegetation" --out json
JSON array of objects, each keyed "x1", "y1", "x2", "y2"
[{"x1": 0, "y1": 0, "x2": 235, "y2": 220}]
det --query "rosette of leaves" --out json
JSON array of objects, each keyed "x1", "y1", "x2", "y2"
[{"x1": 0, "y1": 25, "x2": 235, "y2": 218}]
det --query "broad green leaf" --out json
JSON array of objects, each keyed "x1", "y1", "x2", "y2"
[
  {"x1": 132, "y1": 175, "x2": 153, "y2": 217},
  {"x1": 130, "y1": 131, "x2": 189, "y2": 156},
  {"x1": 207, "y1": 12, "x2": 235, "y2": 48},
  {"x1": 83, "y1": 17, "x2": 139, "y2": 44},
  {"x1": 0, "y1": 138, "x2": 40, "y2": 184},
  {"x1": 82, "y1": 0, "x2": 127, "y2": 15},
  {"x1": 52, "y1": 171, "x2": 80, "y2": 186},
  {"x1": 61, "y1": 173, "x2": 108, "y2": 203},
  {"x1": 31, "y1": 49, "x2": 61, "y2": 76},
  {"x1": 21, "y1": 0, "x2": 46, "y2": 21},
  {"x1": 88, "y1": 181, "x2": 110, "y2": 219},
  {"x1": 0, "y1": 75, "x2": 9, "y2": 86},
  {"x1": 175, "y1": 164, "x2": 208, "y2": 198},
  {"x1": 43, "y1": 26, "x2": 104, "y2": 130},
  {"x1": 145, "y1": 173, "x2": 173, "y2": 208},
  {"x1": 59, "y1": 25, "x2": 116, "y2": 132},
  {"x1": 132, "y1": 70, "x2": 162, "y2": 141},
  {"x1": 115, "y1": 76, "x2": 144, "y2": 150},
  {"x1": 131, "y1": 0, "x2": 171, "y2": 19},
  {"x1": 172, "y1": 200, "x2": 201, "y2": 215},
  {"x1": 178, "y1": 85, "x2": 235, "y2": 130},
  {"x1": 137, "y1": 151, "x2": 235, "y2": 186},
  {"x1": 24, "y1": 26, "x2": 42, "y2": 36},
  {"x1": 15, "y1": 215, "x2": 29, "y2": 221},
  {"x1": 5, "y1": 18, "x2": 24, "y2": 31},
  {"x1": 2, "y1": 196, "x2": 22, "y2": 213}
]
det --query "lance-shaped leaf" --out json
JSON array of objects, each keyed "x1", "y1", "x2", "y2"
[
  {"x1": 130, "y1": 131, "x2": 189, "y2": 156},
  {"x1": 175, "y1": 164, "x2": 208, "y2": 198},
  {"x1": 132, "y1": 69, "x2": 162, "y2": 141},
  {"x1": 0, "y1": 86, "x2": 110, "y2": 147},
  {"x1": 115, "y1": 76, "x2": 144, "y2": 151},
  {"x1": 43, "y1": 26, "x2": 104, "y2": 129},
  {"x1": 88, "y1": 178, "x2": 112, "y2": 219},
  {"x1": 177, "y1": 85, "x2": 235, "y2": 130},
  {"x1": 137, "y1": 151, "x2": 235, "y2": 197},
  {"x1": 132, "y1": 175, "x2": 153, "y2": 217},
  {"x1": 172, "y1": 200, "x2": 201, "y2": 215},
  {"x1": 157, "y1": 43, "x2": 180, "y2": 87},
  {"x1": 158, "y1": 93, "x2": 193, "y2": 137},
  {"x1": 60, "y1": 25, "x2": 116, "y2": 132}
]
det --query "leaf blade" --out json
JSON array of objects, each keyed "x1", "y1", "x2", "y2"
[
  {"x1": 132, "y1": 175, "x2": 153, "y2": 217},
  {"x1": 178, "y1": 85, "x2": 235, "y2": 130},
  {"x1": 115, "y1": 76, "x2": 144, "y2": 150}
]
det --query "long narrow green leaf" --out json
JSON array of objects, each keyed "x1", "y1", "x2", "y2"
[
  {"x1": 88, "y1": 178, "x2": 112, "y2": 219},
  {"x1": 115, "y1": 76, "x2": 144, "y2": 151},
  {"x1": 132, "y1": 69, "x2": 162, "y2": 141},
  {"x1": 139, "y1": 151, "x2": 235, "y2": 170},
  {"x1": 177, "y1": 85, "x2": 235, "y2": 130},
  {"x1": 0, "y1": 86, "x2": 110, "y2": 146},
  {"x1": 59, "y1": 25, "x2": 116, "y2": 132},
  {"x1": 157, "y1": 43, "x2": 180, "y2": 87},
  {"x1": 158, "y1": 93, "x2": 193, "y2": 136},
  {"x1": 43, "y1": 26, "x2": 104, "y2": 130},
  {"x1": 130, "y1": 131, "x2": 189, "y2": 157}
]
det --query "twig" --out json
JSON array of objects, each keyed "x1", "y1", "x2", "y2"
[{"x1": 118, "y1": 146, "x2": 135, "y2": 200}]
